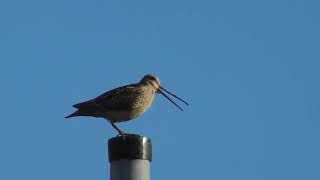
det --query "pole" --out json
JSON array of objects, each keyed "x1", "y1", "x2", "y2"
[{"x1": 108, "y1": 134, "x2": 152, "y2": 180}]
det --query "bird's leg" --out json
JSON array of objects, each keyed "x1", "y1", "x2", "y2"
[{"x1": 110, "y1": 121, "x2": 126, "y2": 140}]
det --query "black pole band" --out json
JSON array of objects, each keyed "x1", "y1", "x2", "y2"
[{"x1": 108, "y1": 134, "x2": 152, "y2": 163}]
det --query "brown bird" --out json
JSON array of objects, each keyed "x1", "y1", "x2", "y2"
[{"x1": 66, "y1": 74, "x2": 188, "y2": 138}]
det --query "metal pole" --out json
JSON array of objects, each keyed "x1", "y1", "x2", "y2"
[{"x1": 108, "y1": 134, "x2": 152, "y2": 180}]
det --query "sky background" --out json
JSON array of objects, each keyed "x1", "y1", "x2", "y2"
[{"x1": 1, "y1": 0, "x2": 320, "y2": 179}]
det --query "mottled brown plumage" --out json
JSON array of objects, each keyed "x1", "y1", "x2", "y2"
[{"x1": 66, "y1": 74, "x2": 188, "y2": 137}]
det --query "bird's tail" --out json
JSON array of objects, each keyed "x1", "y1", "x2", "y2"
[
  {"x1": 65, "y1": 109, "x2": 94, "y2": 118},
  {"x1": 65, "y1": 112, "x2": 77, "y2": 118}
]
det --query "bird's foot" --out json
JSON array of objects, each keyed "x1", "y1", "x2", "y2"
[{"x1": 118, "y1": 132, "x2": 126, "y2": 141}]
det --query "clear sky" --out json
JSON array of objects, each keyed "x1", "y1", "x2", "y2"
[{"x1": 1, "y1": 0, "x2": 319, "y2": 179}]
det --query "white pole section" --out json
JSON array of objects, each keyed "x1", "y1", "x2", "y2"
[{"x1": 108, "y1": 134, "x2": 152, "y2": 180}]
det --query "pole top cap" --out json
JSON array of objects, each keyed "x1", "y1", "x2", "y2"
[{"x1": 108, "y1": 134, "x2": 152, "y2": 162}]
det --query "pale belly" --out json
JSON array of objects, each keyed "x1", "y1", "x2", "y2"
[
  {"x1": 103, "y1": 108, "x2": 148, "y2": 122},
  {"x1": 102, "y1": 95, "x2": 155, "y2": 122}
]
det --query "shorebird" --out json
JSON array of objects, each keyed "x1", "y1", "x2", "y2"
[{"x1": 66, "y1": 74, "x2": 188, "y2": 138}]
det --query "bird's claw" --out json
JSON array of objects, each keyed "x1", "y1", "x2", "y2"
[{"x1": 118, "y1": 132, "x2": 126, "y2": 141}]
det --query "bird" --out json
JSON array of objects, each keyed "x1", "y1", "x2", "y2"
[{"x1": 66, "y1": 74, "x2": 188, "y2": 138}]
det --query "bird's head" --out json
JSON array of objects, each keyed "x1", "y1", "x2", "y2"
[
  {"x1": 140, "y1": 74, "x2": 161, "y2": 90},
  {"x1": 140, "y1": 74, "x2": 189, "y2": 111}
]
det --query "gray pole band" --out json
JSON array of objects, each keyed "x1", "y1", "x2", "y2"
[
  {"x1": 108, "y1": 134, "x2": 152, "y2": 162},
  {"x1": 110, "y1": 160, "x2": 150, "y2": 180},
  {"x1": 108, "y1": 134, "x2": 152, "y2": 180}
]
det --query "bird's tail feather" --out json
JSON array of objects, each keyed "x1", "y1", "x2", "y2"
[{"x1": 65, "y1": 109, "x2": 94, "y2": 118}]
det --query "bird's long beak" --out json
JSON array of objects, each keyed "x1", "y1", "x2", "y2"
[{"x1": 157, "y1": 85, "x2": 189, "y2": 111}]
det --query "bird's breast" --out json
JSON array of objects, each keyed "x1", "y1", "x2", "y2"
[{"x1": 103, "y1": 92, "x2": 155, "y2": 122}]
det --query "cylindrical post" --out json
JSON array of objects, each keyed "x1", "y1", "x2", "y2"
[{"x1": 108, "y1": 134, "x2": 152, "y2": 180}]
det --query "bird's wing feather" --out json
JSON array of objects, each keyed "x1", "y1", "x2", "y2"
[{"x1": 73, "y1": 83, "x2": 144, "y2": 110}]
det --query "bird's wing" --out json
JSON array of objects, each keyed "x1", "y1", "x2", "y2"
[{"x1": 73, "y1": 83, "x2": 143, "y2": 110}]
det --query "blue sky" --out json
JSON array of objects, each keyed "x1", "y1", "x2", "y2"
[{"x1": 1, "y1": 0, "x2": 320, "y2": 179}]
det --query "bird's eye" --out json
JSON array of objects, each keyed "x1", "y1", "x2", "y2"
[{"x1": 148, "y1": 76, "x2": 155, "y2": 80}]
